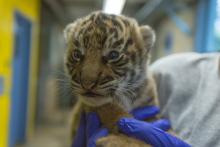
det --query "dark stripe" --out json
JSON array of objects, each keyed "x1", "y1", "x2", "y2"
[
  {"x1": 79, "y1": 70, "x2": 85, "y2": 89},
  {"x1": 111, "y1": 19, "x2": 123, "y2": 31},
  {"x1": 132, "y1": 87, "x2": 141, "y2": 100},
  {"x1": 100, "y1": 84, "x2": 114, "y2": 89},
  {"x1": 123, "y1": 38, "x2": 133, "y2": 51},
  {"x1": 101, "y1": 35, "x2": 107, "y2": 48},
  {"x1": 86, "y1": 25, "x2": 93, "y2": 32},
  {"x1": 115, "y1": 61, "x2": 128, "y2": 67},
  {"x1": 113, "y1": 30, "x2": 119, "y2": 38},
  {"x1": 102, "y1": 56, "x2": 108, "y2": 64},
  {"x1": 131, "y1": 72, "x2": 142, "y2": 84},
  {"x1": 101, "y1": 13, "x2": 109, "y2": 20},
  {"x1": 112, "y1": 68, "x2": 125, "y2": 77},
  {"x1": 72, "y1": 78, "x2": 80, "y2": 85},
  {"x1": 130, "y1": 53, "x2": 136, "y2": 63},
  {"x1": 66, "y1": 63, "x2": 74, "y2": 74},
  {"x1": 121, "y1": 18, "x2": 130, "y2": 27},
  {"x1": 68, "y1": 55, "x2": 76, "y2": 64},
  {"x1": 109, "y1": 28, "x2": 115, "y2": 34},
  {"x1": 81, "y1": 20, "x2": 89, "y2": 26},
  {"x1": 95, "y1": 16, "x2": 102, "y2": 25},
  {"x1": 109, "y1": 14, "x2": 116, "y2": 19},
  {"x1": 66, "y1": 61, "x2": 73, "y2": 68},
  {"x1": 83, "y1": 36, "x2": 89, "y2": 48},
  {"x1": 112, "y1": 38, "x2": 124, "y2": 48},
  {"x1": 66, "y1": 62, "x2": 72, "y2": 69},
  {"x1": 99, "y1": 25, "x2": 107, "y2": 34},
  {"x1": 114, "y1": 57, "x2": 129, "y2": 67},
  {"x1": 108, "y1": 37, "x2": 114, "y2": 47},
  {"x1": 71, "y1": 82, "x2": 81, "y2": 89},
  {"x1": 127, "y1": 69, "x2": 136, "y2": 84},
  {"x1": 90, "y1": 14, "x2": 96, "y2": 21},
  {"x1": 137, "y1": 46, "x2": 143, "y2": 59},
  {"x1": 71, "y1": 73, "x2": 81, "y2": 84},
  {"x1": 78, "y1": 28, "x2": 84, "y2": 36},
  {"x1": 73, "y1": 39, "x2": 80, "y2": 48},
  {"x1": 109, "y1": 28, "x2": 119, "y2": 39},
  {"x1": 92, "y1": 72, "x2": 102, "y2": 89},
  {"x1": 99, "y1": 76, "x2": 114, "y2": 85}
]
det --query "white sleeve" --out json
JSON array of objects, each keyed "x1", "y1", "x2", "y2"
[{"x1": 150, "y1": 52, "x2": 220, "y2": 147}]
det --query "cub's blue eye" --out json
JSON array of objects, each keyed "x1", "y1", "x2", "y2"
[
  {"x1": 108, "y1": 51, "x2": 120, "y2": 60},
  {"x1": 73, "y1": 50, "x2": 82, "y2": 60}
]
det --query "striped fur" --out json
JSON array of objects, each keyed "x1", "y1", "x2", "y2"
[
  {"x1": 64, "y1": 11, "x2": 158, "y2": 146},
  {"x1": 64, "y1": 11, "x2": 156, "y2": 110}
]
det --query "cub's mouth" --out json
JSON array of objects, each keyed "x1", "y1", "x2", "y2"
[{"x1": 82, "y1": 91, "x2": 104, "y2": 97}]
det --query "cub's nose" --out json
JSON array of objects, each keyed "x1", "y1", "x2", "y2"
[{"x1": 81, "y1": 80, "x2": 97, "y2": 90}]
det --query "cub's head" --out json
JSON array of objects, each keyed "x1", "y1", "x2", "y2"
[{"x1": 64, "y1": 11, "x2": 155, "y2": 106}]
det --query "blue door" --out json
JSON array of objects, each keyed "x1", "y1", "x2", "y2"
[{"x1": 9, "y1": 12, "x2": 32, "y2": 147}]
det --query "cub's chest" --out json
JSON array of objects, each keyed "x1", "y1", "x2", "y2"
[{"x1": 84, "y1": 103, "x2": 131, "y2": 133}]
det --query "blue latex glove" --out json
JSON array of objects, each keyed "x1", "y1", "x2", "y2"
[
  {"x1": 118, "y1": 117, "x2": 191, "y2": 147},
  {"x1": 72, "y1": 106, "x2": 172, "y2": 147},
  {"x1": 72, "y1": 112, "x2": 108, "y2": 147},
  {"x1": 131, "y1": 106, "x2": 171, "y2": 131}
]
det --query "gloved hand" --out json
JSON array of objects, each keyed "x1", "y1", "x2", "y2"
[
  {"x1": 130, "y1": 106, "x2": 171, "y2": 131},
  {"x1": 118, "y1": 117, "x2": 191, "y2": 147},
  {"x1": 71, "y1": 112, "x2": 108, "y2": 147},
  {"x1": 72, "y1": 106, "x2": 172, "y2": 147}
]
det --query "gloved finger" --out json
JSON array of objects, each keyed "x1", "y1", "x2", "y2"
[
  {"x1": 86, "y1": 112, "x2": 101, "y2": 140},
  {"x1": 150, "y1": 119, "x2": 171, "y2": 131},
  {"x1": 118, "y1": 118, "x2": 191, "y2": 147},
  {"x1": 87, "y1": 128, "x2": 109, "y2": 147},
  {"x1": 72, "y1": 112, "x2": 86, "y2": 147},
  {"x1": 131, "y1": 106, "x2": 160, "y2": 120}
]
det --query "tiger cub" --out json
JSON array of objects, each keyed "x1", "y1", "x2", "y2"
[{"x1": 64, "y1": 11, "x2": 158, "y2": 147}]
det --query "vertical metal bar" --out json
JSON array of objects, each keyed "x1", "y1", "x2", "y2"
[
  {"x1": 195, "y1": 0, "x2": 217, "y2": 52},
  {"x1": 206, "y1": 0, "x2": 217, "y2": 52},
  {"x1": 195, "y1": 0, "x2": 205, "y2": 52}
]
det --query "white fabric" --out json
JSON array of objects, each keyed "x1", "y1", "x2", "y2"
[{"x1": 150, "y1": 52, "x2": 220, "y2": 147}]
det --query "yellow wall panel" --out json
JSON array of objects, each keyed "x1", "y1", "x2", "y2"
[
  {"x1": 0, "y1": 0, "x2": 40, "y2": 146},
  {"x1": 0, "y1": 2, "x2": 13, "y2": 146},
  {"x1": 0, "y1": 98, "x2": 10, "y2": 147}
]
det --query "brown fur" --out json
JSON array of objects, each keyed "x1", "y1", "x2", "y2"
[
  {"x1": 69, "y1": 79, "x2": 158, "y2": 147},
  {"x1": 97, "y1": 134, "x2": 151, "y2": 147},
  {"x1": 64, "y1": 11, "x2": 159, "y2": 147}
]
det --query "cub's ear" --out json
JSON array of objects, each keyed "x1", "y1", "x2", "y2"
[
  {"x1": 139, "y1": 25, "x2": 156, "y2": 52},
  {"x1": 63, "y1": 23, "x2": 75, "y2": 43}
]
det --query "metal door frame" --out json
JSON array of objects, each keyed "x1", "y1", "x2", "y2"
[{"x1": 9, "y1": 11, "x2": 32, "y2": 147}]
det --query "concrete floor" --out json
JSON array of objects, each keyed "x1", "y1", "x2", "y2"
[
  {"x1": 18, "y1": 111, "x2": 71, "y2": 147},
  {"x1": 19, "y1": 125, "x2": 69, "y2": 147}
]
